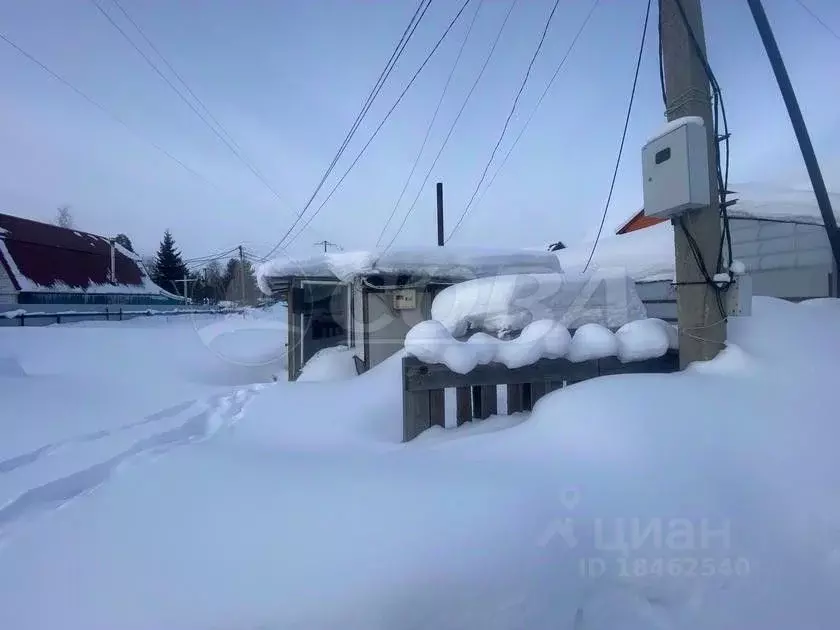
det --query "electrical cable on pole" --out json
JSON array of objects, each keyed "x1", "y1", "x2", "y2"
[
  {"x1": 0, "y1": 32, "x2": 236, "y2": 196},
  {"x1": 792, "y1": 0, "x2": 840, "y2": 42},
  {"x1": 457, "y1": 0, "x2": 600, "y2": 231},
  {"x1": 375, "y1": 0, "x2": 485, "y2": 248},
  {"x1": 89, "y1": 0, "x2": 299, "y2": 218},
  {"x1": 380, "y1": 0, "x2": 521, "y2": 253},
  {"x1": 108, "y1": 0, "x2": 243, "y2": 151},
  {"x1": 660, "y1": 0, "x2": 728, "y2": 365},
  {"x1": 445, "y1": 0, "x2": 562, "y2": 243},
  {"x1": 583, "y1": 0, "x2": 651, "y2": 271},
  {"x1": 279, "y1": 0, "x2": 475, "y2": 253},
  {"x1": 257, "y1": 0, "x2": 434, "y2": 261}
]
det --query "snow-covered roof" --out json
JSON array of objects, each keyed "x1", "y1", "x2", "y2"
[
  {"x1": 557, "y1": 222, "x2": 676, "y2": 283},
  {"x1": 0, "y1": 212, "x2": 180, "y2": 298},
  {"x1": 577, "y1": 185, "x2": 840, "y2": 282},
  {"x1": 610, "y1": 184, "x2": 840, "y2": 236},
  {"x1": 726, "y1": 184, "x2": 840, "y2": 225},
  {"x1": 256, "y1": 246, "x2": 563, "y2": 294}
]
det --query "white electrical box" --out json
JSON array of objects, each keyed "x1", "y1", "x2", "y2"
[
  {"x1": 642, "y1": 116, "x2": 710, "y2": 219},
  {"x1": 726, "y1": 274, "x2": 752, "y2": 317},
  {"x1": 392, "y1": 288, "x2": 417, "y2": 310}
]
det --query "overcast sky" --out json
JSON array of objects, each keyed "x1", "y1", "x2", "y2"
[{"x1": 1, "y1": 0, "x2": 839, "y2": 261}]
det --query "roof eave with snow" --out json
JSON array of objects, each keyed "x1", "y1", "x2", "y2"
[{"x1": 256, "y1": 247, "x2": 565, "y2": 296}]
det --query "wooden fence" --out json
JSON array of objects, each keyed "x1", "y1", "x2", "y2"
[
  {"x1": 2, "y1": 307, "x2": 245, "y2": 327},
  {"x1": 402, "y1": 351, "x2": 679, "y2": 442}
]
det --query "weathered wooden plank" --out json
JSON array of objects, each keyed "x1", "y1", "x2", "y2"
[
  {"x1": 404, "y1": 357, "x2": 600, "y2": 392},
  {"x1": 403, "y1": 389, "x2": 431, "y2": 442},
  {"x1": 483, "y1": 385, "x2": 497, "y2": 417},
  {"x1": 530, "y1": 381, "x2": 550, "y2": 407},
  {"x1": 507, "y1": 383, "x2": 523, "y2": 414},
  {"x1": 429, "y1": 389, "x2": 445, "y2": 429},
  {"x1": 521, "y1": 383, "x2": 534, "y2": 411},
  {"x1": 546, "y1": 380, "x2": 565, "y2": 394},
  {"x1": 472, "y1": 385, "x2": 496, "y2": 420},
  {"x1": 597, "y1": 351, "x2": 679, "y2": 377},
  {"x1": 455, "y1": 387, "x2": 472, "y2": 426}
]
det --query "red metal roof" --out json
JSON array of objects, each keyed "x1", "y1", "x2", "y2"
[
  {"x1": 615, "y1": 209, "x2": 668, "y2": 235},
  {"x1": 0, "y1": 212, "x2": 145, "y2": 291}
]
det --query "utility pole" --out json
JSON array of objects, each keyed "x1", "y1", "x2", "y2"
[
  {"x1": 659, "y1": 0, "x2": 725, "y2": 368},
  {"x1": 173, "y1": 277, "x2": 198, "y2": 303},
  {"x1": 238, "y1": 245, "x2": 246, "y2": 305},
  {"x1": 436, "y1": 182, "x2": 444, "y2": 246},
  {"x1": 107, "y1": 238, "x2": 116, "y2": 284},
  {"x1": 313, "y1": 240, "x2": 340, "y2": 253}
]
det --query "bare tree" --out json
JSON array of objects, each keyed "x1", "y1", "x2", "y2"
[{"x1": 55, "y1": 205, "x2": 74, "y2": 229}]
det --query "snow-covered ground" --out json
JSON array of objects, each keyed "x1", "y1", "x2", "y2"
[{"x1": 1, "y1": 297, "x2": 839, "y2": 629}]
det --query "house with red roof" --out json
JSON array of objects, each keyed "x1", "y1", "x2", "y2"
[{"x1": 0, "y1": 212, "x2": 182, "y2": 308}]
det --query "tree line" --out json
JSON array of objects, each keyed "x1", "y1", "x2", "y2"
[{"x1": 148, "y1": 230, "x2": 260, "y2": 304}]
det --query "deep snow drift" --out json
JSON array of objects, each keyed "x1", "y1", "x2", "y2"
[{"x1": 1, "y1": 298, "x2": 839, "y2": 629}]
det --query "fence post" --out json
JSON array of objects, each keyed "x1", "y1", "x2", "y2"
[
  {"x1": 429, "y1": 389, "x2": 445, "y2": 430},
  {"x1": 455, "y1": 387, "x2": 472, "y2": 425},
  {"x1": 507, "y1": 384, "x2": 523, "y2": 414},
  {"x1": 19, "y1": 313, "x2": 25, "y2": 327},
  {"x1": 105, "y1": 309, "x2": 110, "y2": 321},
  {"x1": 472, "y1": 385, "x2": 496, "y2": 420},
  {"x1": 402, "y1": 356, "x2": 432, "y2": 442},
  {"x1": 55, "y1": 314, "x2": 61, "y2": 324},
  {"x1": 119, "y1": 308, "x2": 123, "y2": 321}
]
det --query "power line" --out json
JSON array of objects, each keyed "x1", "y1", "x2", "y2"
[
  {"x1": 0, "y1": 31, "x2": 226, "y2": 193},
  {"x1": 793, "y1": 0, "x2": 840, "y2": 41},
  {"x1": 89, "y1": 0, "x2": 296, "y2": 217},
  {"x1": 582, "y1": 0, "x2": 651, "y2": 272},
  {"x1": 376, "y1": 0, "x2": 484, "y2": 248},
  {"x1": 381, "y1": 0, "x2": 520, "y2": 252},
  {"x1": 462, "y1": 0, "x2": 600, "y2": 218},
  {"x1": 258, "y1": 0, "x2": 434, "y2": 261},
  {"x1": 108, "y1": 0, "x2": 242, "y2": 151},
  {"x1": 306, "y1": 0, "x2": 432, "y2": 212},
  {"x1": 280, "y1": 0, "x2": 475, "y2": 253},
  {"x1": 184, "y1": 246, "x2": 240, "y2": 264},
  {"x1": 445, "y1": 0, "x2": 562, "y2": 243}
]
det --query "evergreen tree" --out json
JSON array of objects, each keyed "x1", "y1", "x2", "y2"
[{"x1": 151, "y1": 230, "x2": 189, "y2": 295}]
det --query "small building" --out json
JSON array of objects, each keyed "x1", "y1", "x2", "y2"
[
  {"x1": 256, "y1": 247, "x2": 563, "y2": 380},
  {"x1": 556, "y1": 185, "x2": 840, "y2": 321},
  {"x1": 0, "y1": 212, "x2": 182, "y2": 310}
]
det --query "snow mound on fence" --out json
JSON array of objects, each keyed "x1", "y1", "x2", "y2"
[
  {"x1": 405, "y1": 318, "x2": 675, "y2": 373},
  {"x1": 430, "y1": 271, "x2": 646, "y2": 338}
]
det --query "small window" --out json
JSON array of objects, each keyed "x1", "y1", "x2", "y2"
[{"x1": 655, "y1": 147, "x2": 671, "y2": 164}]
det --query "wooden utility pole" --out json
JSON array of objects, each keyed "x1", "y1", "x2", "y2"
[
  {"x1": 173, "y1": 277, "x2": 198, "y2": 302},
  {"x1": 659, "y1": 0, "x2": 725, "y2": 368},
  {"x1": 436, "y1": 182, "x2": 444, "y2": 246},
  {"x1": 107, "y1": 238, "x2": 116, "y2": 284},
  {"x1": 238, "y1": 245, "x2": 246, "y2": 305},
  {"x1": 313, "y1": 240, "x2": 340, "y2": 253}
]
